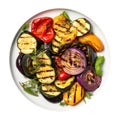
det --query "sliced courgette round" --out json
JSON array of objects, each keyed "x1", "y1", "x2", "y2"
[
  {"x1": 17, "y1": 32, "x2": 37, "y2": 54},
  {"x1": 40, "y1": 84, "x2": 62, "y2": 103},
  {"x1": 36, "y1": 65, "x2": 55, "y2": 84},
  {"x1": 72, "y1": 18, "x2": 91, "y2": 37},
  {"x1": 32, "y1": 51, "x2": 52, "y2": 67},
  {"x1": 54, "y1": 76, "x2": 75, "y2": 92}
]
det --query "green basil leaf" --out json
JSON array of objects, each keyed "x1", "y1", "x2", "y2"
[
  {"x1": 23, "y1": 87, "x2": 38, "y2": 96},
  {"x1": 95, "y1": 56, "x2": 105, "y2": 76},
  {"x1": 59, "y1": 101, "x2": 68, "y2": 106},
  {"x1": 85, "y1": 92, "x2": 93, "y2": 99},
  {"x1": 21, "y1": 22, "x2": 29, "y2": 32},
  {"x1": 61, "y1": 11, "x2": 71, "y2": 21}
]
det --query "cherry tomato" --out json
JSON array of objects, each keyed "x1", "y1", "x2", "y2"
[
  {"x1": 58, "y1": 70, "x2": 71, "y2": 80},
  {"x1": 31, "y1": 17, "x2": 54, "y2": 43}
]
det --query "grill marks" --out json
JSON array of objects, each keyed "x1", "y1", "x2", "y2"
[
  {"x1": 61, "y1": 48, "x2": 86, "y2": 75},
  {"x1": 72, "y1": 18, "x2": 91, "y2": 37},
  {"x1": 41, "y1": 84, "x2": 61, "y2": 97},
  {"x1": 73, "y1": 83, "x2": 77, "y2": 104},
  {"x1": 52, "y1": 15, "x2": 77, "y2": 53},
  {"x1": 63, "y1": 82, "x2": 85, "y2": 105},
  {"x1": 36, "y1": 65, "x2": 55, "y2": 84},
  {"x1": 17, "y1": 33, "x2": 37, "y2": 54},
  {"x1": 52, "y1": 35, "x2": 63, "y2": 53},
  {"x1": 54, "y1": 22, "x2": 71, "y2": 33},
  {"x1": 55, "y1": 76, "x2": 75, "y2": 91},
  {"x1": 54, "y1": 21, "x2": 71, "y2": 38}
]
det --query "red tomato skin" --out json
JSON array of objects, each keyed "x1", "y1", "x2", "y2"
[
  {"x1": 58, "y1": 70, "x2": 71, "y2": 80},
  {"x1": 31, "y1": 17, "x2": 54, "y2": 43}
]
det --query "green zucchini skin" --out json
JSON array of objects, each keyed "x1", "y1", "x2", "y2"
[
  {"x1": 40, "y1": 84, "x2": 62, "y2": 103},
  {"x1": 72, "y1": 18, "x2": 91, "y2": 37},
  {"x1": 54, "y1": 76, "x2": 75, "y2": 92}
]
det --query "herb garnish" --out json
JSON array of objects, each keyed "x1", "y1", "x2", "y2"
[
  {"x1": 21, "y1": 22, "x2": 29, "y2": 32},
  {"x1": 20, "y1": 79, "x2": 39, "y2": 96},
  {"x1": 83, "y1": 91, "x2": 93, "y2": 103},
  {"x1": 61, "y1": 11, "x2": 71, "y2": 21},
  {"x1": 60, "y1": 101, "x2": 68, "y2": 106}
]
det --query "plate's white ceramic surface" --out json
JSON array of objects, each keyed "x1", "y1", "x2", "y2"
[{"x1": 10, "y1": 8, "x2": 110, "y2": 111}]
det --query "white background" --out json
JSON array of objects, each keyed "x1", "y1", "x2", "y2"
[{"x1": 0, "y1": 0, "x2": 120, "y2": 119}]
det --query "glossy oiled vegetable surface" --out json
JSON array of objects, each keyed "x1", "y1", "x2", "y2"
[{"x1": 15, "y1": 10, "x2": 105, "y2": 106}]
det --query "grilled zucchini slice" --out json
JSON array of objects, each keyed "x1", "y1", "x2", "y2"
[
  {"x1": 40, "y1": 84, "x2": 62, "y2": 103},
  {"x1": 32, "y1": 51, "x2": 51, "y2": 67},
  {"x1": 72, "y1": 18, "x2": 91, "y2": 36},
  {"x1": 36, "y1": 65, "x2": 55, "y2": 84},
  {"x1": 54, "y1": 76, "x2": 75, "y2": 92},
  {"x1": 51, "y1": 35, "x2": 63, "y2": 53},
  {"x1": 17, "y1": 32, "x2": 37, "y2": 54}
]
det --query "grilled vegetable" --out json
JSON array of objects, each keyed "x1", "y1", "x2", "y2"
[
  {"x1": 21, "y1": 54, "x2": 36, "y2": 78},
  {"x1": 55, "y1": 76, "x2": 75, "y2": 92},
  {"x1": 61, "y1": 48, "x2": 87, "y2": 75},
  {"x1": 40, "y1": 84, "x2": 62, "y2": 103},
  {"x1": 31, "y1": 17, "x2": 54, "y2": 43},
  {"x1": 58, "y1": 70, "x2": 71, "y2": 80},
  {"x1": 63, "y1": 82, "x2": 85, "y2": 105},
  {"x1": 58, "y1": 40, "x2": 96, "y2": 65},
  {"x1": 78, "y1": 33, "x2": 104, "y2": 52},
  {"x1": 36, "y1": 65, "x2": 55, "y2": 84},
  {"x1": 52, "y1": 56, "x2": 63, "y2": 74},
  {"x1": 72, "y1": 18, "x2": 91, "y2": 36},
  {"x1": 16, "y1": 53, "x2": 25, "y2": 75},
  {"x1": 52, "y1": 14, "x2": 77, "y2": 53},
  {"x1": 95, "y1": 56, "x2": 105, "y2": 76},
  {"x1": 77, "y1": 66, "x2": 102, "y2": 92},
  {"x1": 17, "y1": 32, "x2": 37, "y2": 54},
  {"x1": 69, "y1": 40, "x2": 96, "y2": 65},
  {"x1": 32, "y1": 50, "x2": 52, "y2": 67},
  {"x1": 51, "y1": 35, "x2": 63, "y2": 53}
]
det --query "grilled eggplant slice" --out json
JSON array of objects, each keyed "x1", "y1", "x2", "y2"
[
  {"x1": 63, "y1": 82, "x2": 85, "y2": 106},
  {"x1": 17, "y1": 32, "x2": 37, "y2": 54},
  {"x1": 36, "y1": 65, "x2": 55, "y2": 84},
  {"x1": 21, "y1": 54, "x2": 36, "y2": 78},
  {"x1": 16, "y1": 53, "x2": 25, "y2": 75},
  {"x1": 72, "y1": 18, "x2": 91, "y2": 36},
  {"x1": 54, "y1": 76, "x2": 75, "y2": 92},
  {"x1": 40, "y1": 84, "x2": 62, "y2": 103}
]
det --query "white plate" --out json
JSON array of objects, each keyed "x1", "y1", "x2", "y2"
[{"x1": 10, "y1": 8, "x2": 110, "y2": 111}]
